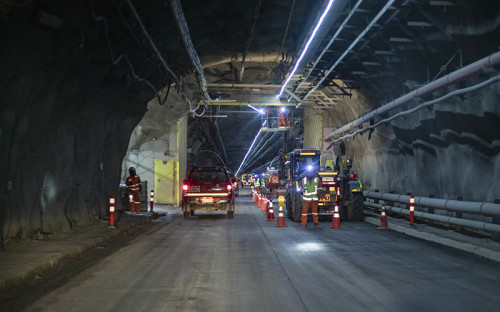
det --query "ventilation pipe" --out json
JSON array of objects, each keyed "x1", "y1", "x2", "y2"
[{"x1": 323, "y1": 51, "x2": 500, "y2": 141}]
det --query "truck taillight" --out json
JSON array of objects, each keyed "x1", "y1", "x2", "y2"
[
  {"x1": 227, "y1": 184, "x2": 232, "y2": 191},
  {"x1": 182, "y1": 184, "x2": 188, "y2": 191}
]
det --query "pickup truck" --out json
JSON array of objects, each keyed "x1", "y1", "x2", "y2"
[{"x1": 182, "y1": 166, "x2": 235, "y2": 219}]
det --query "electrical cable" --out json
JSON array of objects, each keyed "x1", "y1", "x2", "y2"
[
  {"x1": 328, "y1": 74, "x2": 500, "y2": 145},
  {"x1": 262, "y1": 0, "x2": 296, "y2": 78},
  {"x1": 168, "y1": 0, "x2": 211, "y2": 102},
  {"x1": 90, "y1": 1, "x2": 164, "y2": 105},
  {"x1": 240, "y1": 0, "x2": 263, "y2": 82},
  {"x1": 124, "y1": 0, "x2": 202, "y2": 113}
]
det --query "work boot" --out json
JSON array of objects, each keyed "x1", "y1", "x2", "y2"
[
  {"x1": 301, "y1": 225, "x2": 306, "y2": 229},
  {"x1": 314, "y1": 223, "x2": 321, "y2": 229}
]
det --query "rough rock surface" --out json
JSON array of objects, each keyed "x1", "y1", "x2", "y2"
[{"x1": 0, "y1": 2, "x2": 171, "y2": 246}]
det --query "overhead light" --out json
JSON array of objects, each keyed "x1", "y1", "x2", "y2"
[
  {"x1": 247, "y1": 104, "x2": 265, "y2": 114},
  {"x1": 235, "y1": 127, "x2": 263, "y2": 176},
  {"x1": 280, "y1": 107, "x2": 286, "y2": 113},
  {"x1": 278, "y1": 0, "x2": 335, "y2": 98}
]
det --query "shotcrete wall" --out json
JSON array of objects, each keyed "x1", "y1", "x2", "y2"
[{"x1": 324, "y1": 79, "x2": 500, "y2": 202}]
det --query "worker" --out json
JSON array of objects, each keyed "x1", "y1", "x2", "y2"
[
  {"x1": 126, "y1": 167, "x2": 142, "y2": 213},
  {"x1": 301, "y1": 169, "x2": 320, "y2": 229},
  {"x1": 253, "y1": 173, "x2": 261, "y2": 192},
  {"x1": 278, "y1": 107, "x2": 287, "y2": 127}
]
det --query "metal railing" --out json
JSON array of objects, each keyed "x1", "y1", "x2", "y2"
[{"x1": 363, "y1": 191, "x2": 500, "y2": 234}]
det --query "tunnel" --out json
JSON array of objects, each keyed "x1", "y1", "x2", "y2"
[{"x1": 2, "y1": 0, "x2": 500, "y2": 310}]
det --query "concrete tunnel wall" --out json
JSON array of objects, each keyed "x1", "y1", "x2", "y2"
[
  {"x1": 323, "y1": 77, "x2": 500, "y2": 203},
  {"x1": 0, "y1": 3, "x2": 189, "y2": 245}
]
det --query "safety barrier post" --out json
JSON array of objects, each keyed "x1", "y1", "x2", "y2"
[
  {"x1": 150, "y1": 190, "x2": 154, "y2": 212},
  {"x1": 410, "y1": 195, "x2": 415, "y2": 225},
  {"x1": 109, "y1": 195, "x2": 116, "y2": 229}
]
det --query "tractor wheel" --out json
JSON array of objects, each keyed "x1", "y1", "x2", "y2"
[
  {"x1": 286, "y1": 192, "x2": 293, "y2": 219},
  {"x1": 183, "y1": 211, "x2": 190, "y2": 219},
  {"x1": 347, "y1": 192, "x2": 364, "y2": 221},
  {"x1": 190, "y1": 210, "x2": 195, "y2": 217},
  {"x1": 227, "y1": 211, "x2": 234, "y2": 219},
  {"x1": 292, "y1": 192, "x2": 302, "y2": 222}
]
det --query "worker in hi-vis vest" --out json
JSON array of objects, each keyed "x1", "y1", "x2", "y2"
[
  {"x1": 126, "y1": 167, "x2": 142, "y2": 213},
  {"x1": 301, "y1": 170, "x2": 321, "y2": 229},
  {"x1": 253, "y1": 174, "x2": 261, "y2": 191}
]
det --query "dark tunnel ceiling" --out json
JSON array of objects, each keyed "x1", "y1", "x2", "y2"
[{"x1": 121, "y1": 0, "x2": 500, "y2": 173}]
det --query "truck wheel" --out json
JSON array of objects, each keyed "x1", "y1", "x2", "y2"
[
  {"x1": 347, "y1": 192, "x2": 364, "y2": 221},
  {"x1": 292, "y1": 192, "x2": 302, "y2": 222},
  {"x1": 286, "y1": 192, "x2": 293, "y2": 219}
]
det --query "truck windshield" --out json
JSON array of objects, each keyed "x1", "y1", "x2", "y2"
[{"x1": 295, "y1": 156, "x2": 320, "y2": 176}]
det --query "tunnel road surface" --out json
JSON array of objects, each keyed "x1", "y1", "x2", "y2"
[{"x1": 27, "y1": 189, "x2": 500, "y2": 312}]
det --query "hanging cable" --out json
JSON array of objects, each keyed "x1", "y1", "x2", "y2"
[
  {"x1": 240, "y1": 0, "x2": 263, "y2": 82},
  {"x1": 124, "y1": 0, "x2": 203, "y2": 113},
  {"x1": 168, "y1": 0, "x2": 211, "y2": 102},
  {"x1": 262, "y1": 0, "x2": 296, "y2": 78},
  {"x1": 91, "y1": 1, "x2": 164, "y2": 105}
]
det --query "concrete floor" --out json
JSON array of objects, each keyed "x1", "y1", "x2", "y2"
[{"x1": 26, "y1": 189, "x2": 500, "y2": 312}]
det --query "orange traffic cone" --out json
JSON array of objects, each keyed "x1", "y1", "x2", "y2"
[
  {"x1": 258, "y1": 194, "x2": 263, "y2": 208},
  {"x1": 261, "y1": 196, "x2": 267, "y2": 212},
  {"x1": 378, "y1": 204, "x2": 389, "y2": 230},
  {"x1": 330, "y1": 203, "x2": 343, "y2": 229},
  {"x1": 275, "y1": 196, "x2": 287, "y2": 227},
  {"x1": 267, "y1": 201, "x2": 276, "y2": 221}
]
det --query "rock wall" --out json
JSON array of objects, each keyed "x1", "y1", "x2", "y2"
[
  {"x1": 0, "y1": 2, "x2": 166, "y2": 246},
  {"x1": 325, "y1": 78, "x2": 500, "y2": 202}
]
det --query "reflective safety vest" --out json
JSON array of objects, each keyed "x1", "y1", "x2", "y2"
[
  {"x1": 126, "y1": 175, "x2": 142, "y2": 192},
  {"x1": 254, "y1": 178, "x2": 260, "y2": 187},
  {"x1": 302, "y1": 177, "x2": 319, "y2": 201}
]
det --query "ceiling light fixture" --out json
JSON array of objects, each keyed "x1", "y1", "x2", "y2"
[
  {"x1": 247, "y1": 104, "x2": 265, "y2": 114},
  {"x1": 277, "y1": 0, "x2": 335, "y2": 98}
]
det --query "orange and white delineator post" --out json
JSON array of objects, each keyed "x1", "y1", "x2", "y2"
[
  {"x1": 330, "y1": 203, "x2": 342, "y2": 229},
  {"x1": 150, "y1": 190, "x2": 154, "y2": 212},
  {"x1": 410, "y1": 195, "x2": 415, "y2": 225},
  {"x1": 109, "y1": 195, "x2": 116, "y2": 229},
  {"x1": 378, "y1": 203, "x2": 389, "y2": 230},
  {"x1": 275, "y1": 195, "x2": 287, "y2": 227}
]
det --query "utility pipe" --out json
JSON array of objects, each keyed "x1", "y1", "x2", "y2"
[
  {"x1": 365, "y1": 202, "x2": 500, "y2": 233},
  {"x1": 325, "y1": 51, "x2": 500, "y2": 140},
  {"x1": 364, "y1": 191, "x2": 500, "y2": 217}
]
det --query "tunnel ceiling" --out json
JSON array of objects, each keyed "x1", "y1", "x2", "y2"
[{"x1": 58, "y1": 0, "x2": 500, "y2": 173}]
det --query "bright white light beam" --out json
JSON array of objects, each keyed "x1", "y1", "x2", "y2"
[
  {"x1": 236, "y1": 127, "x2": 263, "y2": 176},
  {"x1": 277, "y1": 0, "x2": 335, "y2": 98},
  {"x1": 247, "y1": 104, "x2": 265, "y2": 114}
]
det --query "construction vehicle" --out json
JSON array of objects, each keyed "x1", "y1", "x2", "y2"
[
  {"x1": 241, "y1": 173, "x2": 253, "y2": 187},
  {"x1": 282, "y1": 149, "x2": 364, "y2": 222}
]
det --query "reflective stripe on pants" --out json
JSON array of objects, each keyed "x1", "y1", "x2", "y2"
[{"x1": 301, "y1": 200, "x2": 319, "y2": 226}]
